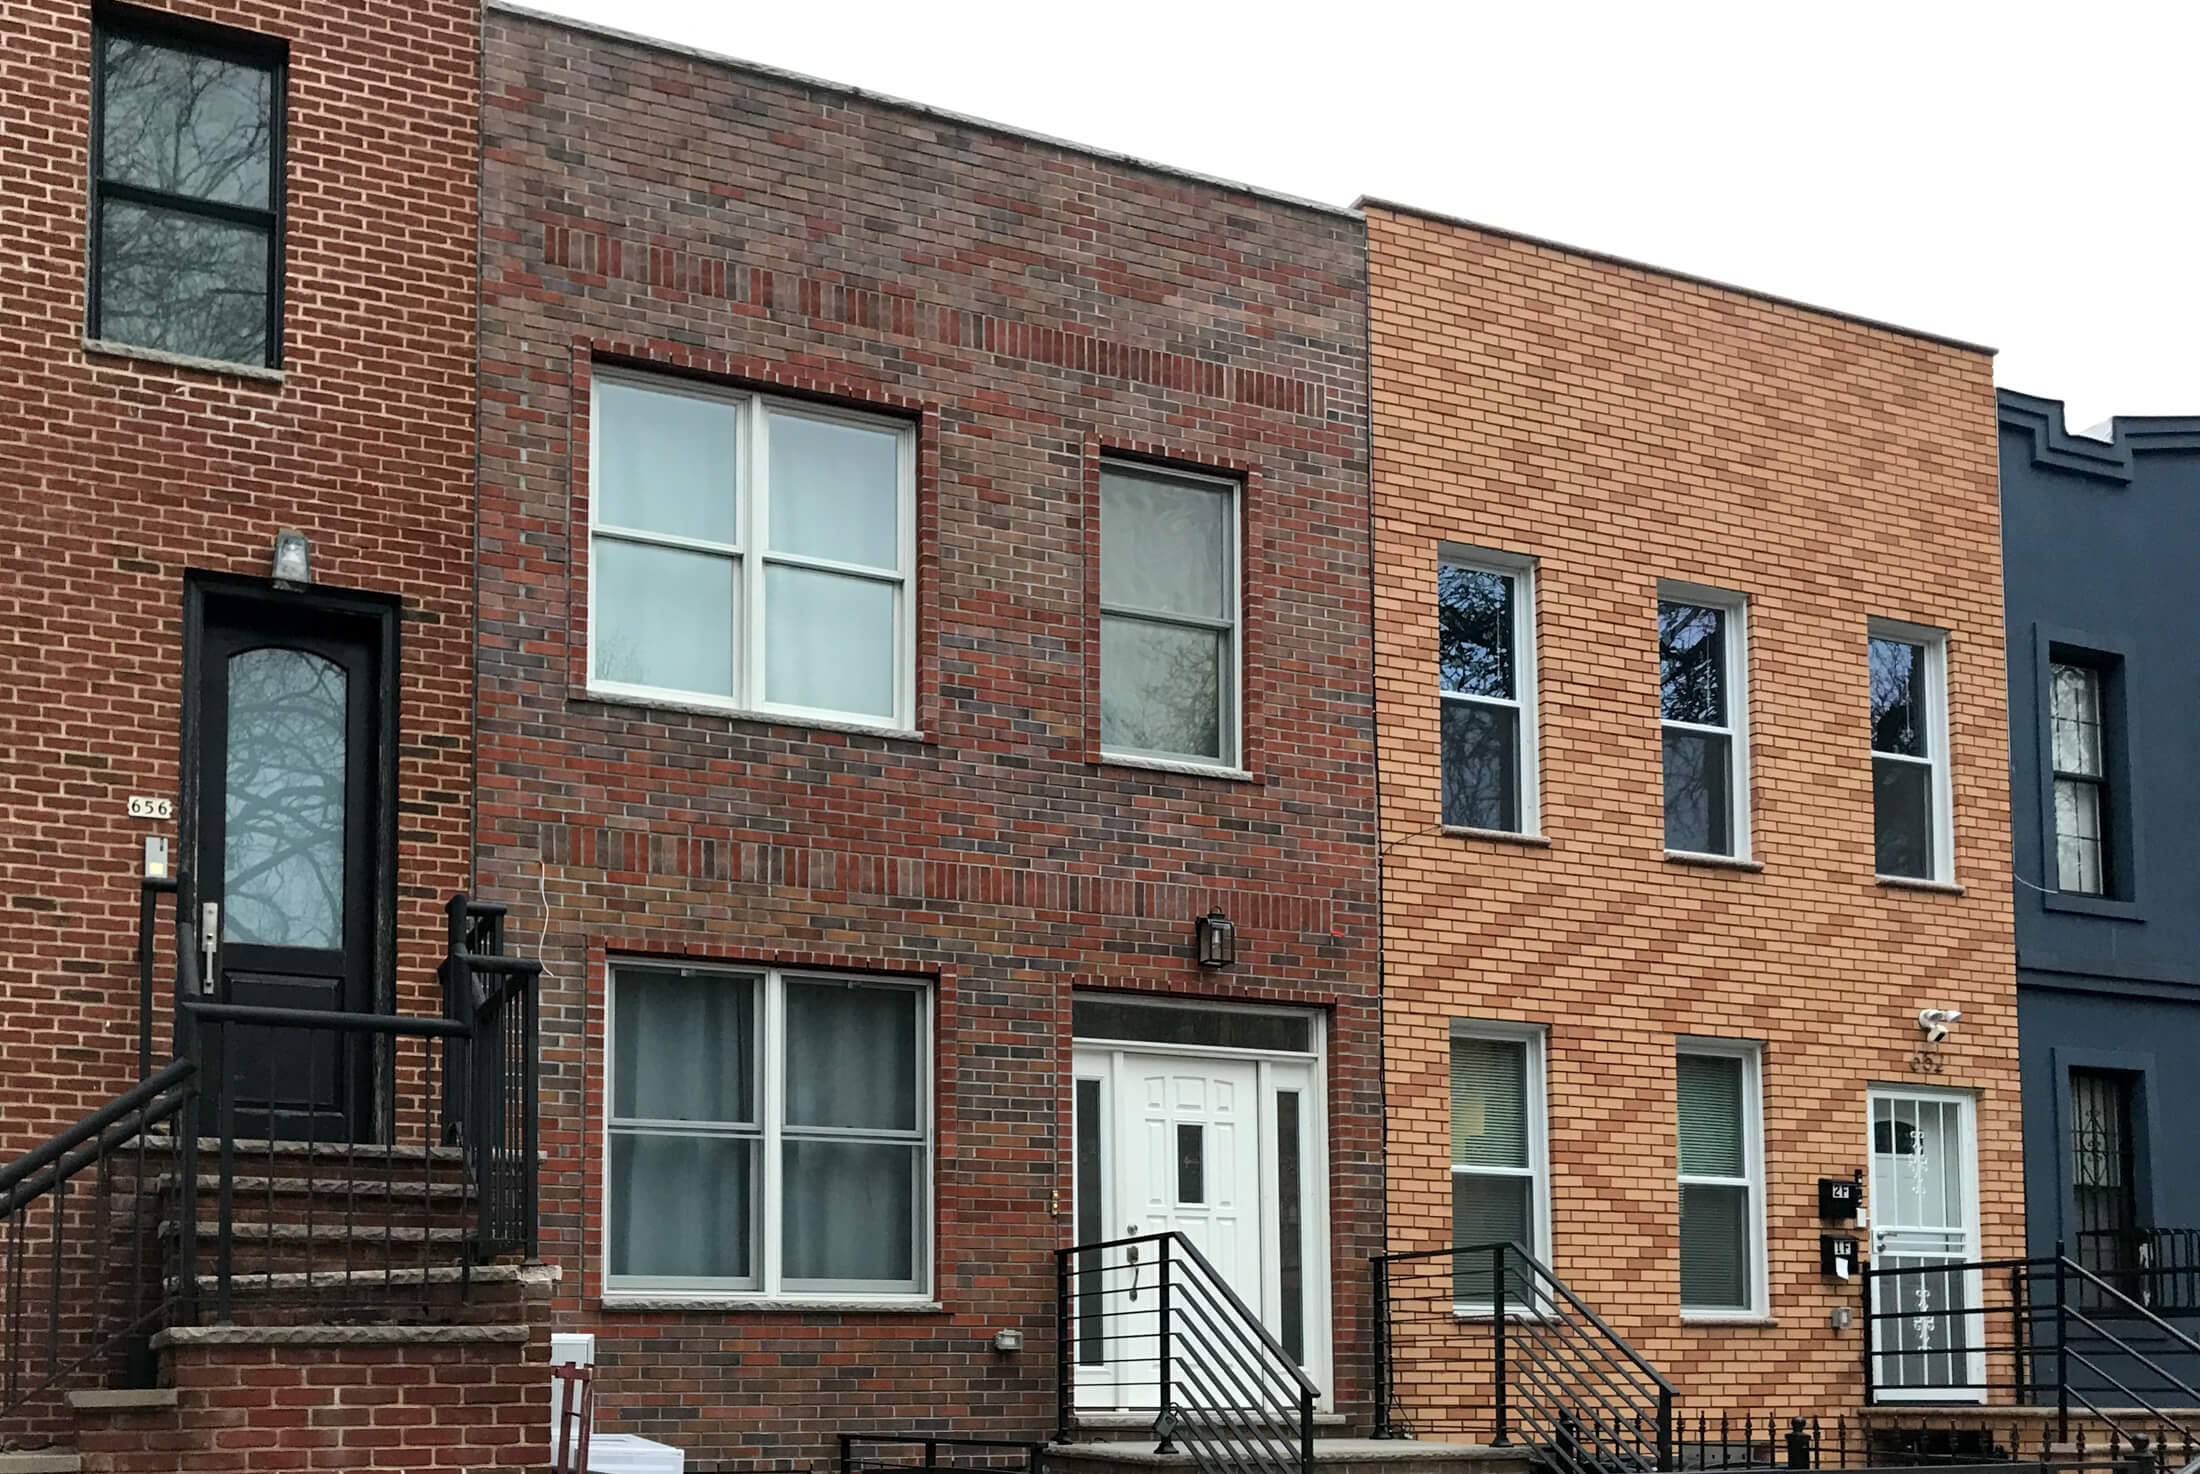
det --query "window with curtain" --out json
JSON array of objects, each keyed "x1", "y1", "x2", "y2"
[
  {"x1": 1439, "y1": 553, "x2": 1538, "y2": 833},
  {"x1": 90, "y1": 12, "x2": 285, "y2": 366},
  {"x1": 1098, "y1": 461, "x2": 1240, "y2": 767},
  {"x1": 1677, "y1": 1046, "x2": 1761, "y2": 1314},
  {"x1": 1869, "y1": 627, "x2": 1951, "y2": 881},
  {"x1": 1451, "y1": 1029, "x2": 1542, "y2": 1305},
  {"x1": 608, "y1": 964, "x2": 930, "y2": 1298},
  {"x1": 1660, "y1": 592, "x2": 1749, "y2": 857},
  {"x1": 2050, "y1": 661, "x2": 2111, "y2": 896},
  {"x1": 588, "y1": 372, "x2": 914, "y2": 728}
]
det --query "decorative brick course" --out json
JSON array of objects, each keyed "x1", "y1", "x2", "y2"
[
  {"x1": 1367, "y1": 205, "x2": 2022, "y2": 1413},
  {"x1": 478, "y1": 10, "x2": 1377, "y2": 1469}
]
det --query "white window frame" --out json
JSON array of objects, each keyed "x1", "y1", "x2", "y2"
[
  {"x1": 1097, "y1": 459, "x2": 1244, "y2": 773},
  {"x1": 1657, "y1": 580, "x2": 1752, "y2": 860},
  {"x1": 603, "y1": 961, "x2": 934, "y2": 1304},
  {"x1": 1449, "y1": 1020, "x2": 1551, "y2": 1314},
  {"x1": 586, "y1": 369, "x2": 919, "y2": 732},
  {"x1": 1437, "y1": 543, "x2": 1541, "y2": 836},
  {"x1": 2048, "y1": 658, "x2": 2111, "y2": 897},
  {"x1": 1676, "y1": 1037, "x2": 1767, "y2": 1319},
  {"x1": 1868, "y1": 619, "x2": 1954, "y2": 884}
]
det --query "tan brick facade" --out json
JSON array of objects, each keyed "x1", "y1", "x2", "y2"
[{"x1": 1367, "y1": 204, "x2": 2021, "y2": 1413}]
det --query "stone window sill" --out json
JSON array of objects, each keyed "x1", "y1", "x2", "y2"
[
  {"x1": 84, "y1": 337, "x2": 284, "y2": 385},
  {"x1": 1664, "y1": 850, "x2": 1764, "y2": 873},
  {"x1": 600, "y1": 1296, "x2": 944, "y2": 1314},
  {"x1": 1443, "y1": 826, "x2": 1552, "y2": 848},
  {"x1": 1877, "y1": 875, "x2": 1965, "y2": 896}
]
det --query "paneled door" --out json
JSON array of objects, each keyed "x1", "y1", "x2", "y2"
[
  {"x1": 1867, "y1": 1087, "x2": 1984, "y2": 1400},
  {"x1": 1070, "y1": 1041, "x2": 1323, "y2": 1412},
  {"x1": 188, "y1": 582, "x2": 393, "y2": 1141}
]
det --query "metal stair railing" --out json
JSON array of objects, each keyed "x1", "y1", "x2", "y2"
[
  {"x1": 1055, "y1": 1230, "x2": 1316, "y2": 1474},
  {"x1": 1864, "y1": 1243, "x2": 2200, "y2": 1448},
  {"x1": 1372, "y1": 1241, "x2": 1676, "y2": 1473},
  {"x1": 0, "y1": 1057, "x2": 196, "y2": 1419}
]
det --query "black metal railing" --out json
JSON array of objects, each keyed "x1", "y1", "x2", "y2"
[
  {"x1": 440, "y1": 896, "x2": 541, "y2": 1262},
  {"x1": 0, "y1": 1059, "x2": 195, "y2": 1422},
  {"x1": 0, "y1": 888, "x2": 538, "y2": 1420},
  {"x1": 1055, "y1": 1231, "x2": 1316, "y2": 1474},
  {"x1": 839, "y1": 1434, "x2": 1047, "y2": 1473},
  {"x1": 2076, "y1": 1231, "x2": 2200, "y2": 1316},
  {"x1": 1372, "y1": 1241, "x2": 1676, "y2": 1473},
  {"x1": 1672, "y1": 1412, "x2": 2182, "y2": 1473},
  {"x1": 1863, "y1": 1246, "x2": 2200, "y2": 1445}
]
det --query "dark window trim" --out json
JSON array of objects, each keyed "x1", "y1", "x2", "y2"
[
  {"x1": 88, "y1": 5, "x2": 288, "y2": 369},
  {"x1": 2030, "y1": 625, "x2": 2141, "y2": 911}
]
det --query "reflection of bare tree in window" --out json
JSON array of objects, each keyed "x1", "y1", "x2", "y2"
[
  {"x1": 1658, "y1": 604, "x2": 1724, "y2": 724},
  {"x1": 1438, "y1": 567, "x2": 1513, "y2": 697},
  {"x1": 97, "y1": 34, "x2": 273, "y2": 363},
  {"x1": 224, "y1": 650, "x2": 346, "y2": 950},
  {"x1": 1100, "y1": 620, "x2": 1221, "y2": 759}
]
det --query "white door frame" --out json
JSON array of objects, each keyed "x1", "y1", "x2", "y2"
[
  {"x1": 1867, "y1": 1084, "x2": 1985, "y2": 1403},
  {"x1": 1069, "y1": 1020, "x2": 1333, "y2": 1413}
]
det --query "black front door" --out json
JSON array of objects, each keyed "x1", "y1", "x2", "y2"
[{"x1": 190, "y1": 583, "x2": 390, "y2": 1140}]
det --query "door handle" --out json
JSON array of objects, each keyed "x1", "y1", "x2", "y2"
[
  {"x1": 200, "y1": 903, "x2": 220, "y2": 994},
  {"x1": 1126, "y1": 1225, "x2": 1141, "y2": 1301}
]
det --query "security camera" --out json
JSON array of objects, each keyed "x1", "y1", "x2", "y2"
[{"x1": 1917, "y1": 1009, "x2": 1962, "y2": 1045}]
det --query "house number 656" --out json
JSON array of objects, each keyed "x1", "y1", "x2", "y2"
[{"x1": 127, "y1": 796, "x2": 173, "y2": 820}]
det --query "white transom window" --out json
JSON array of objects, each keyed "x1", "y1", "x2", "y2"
[
  {"x1": 587, "y1": 370, "x2": 916, "y2": 729},
  {"x1": 606, "y1": 963, "x2": 932, "y2": 1301}
]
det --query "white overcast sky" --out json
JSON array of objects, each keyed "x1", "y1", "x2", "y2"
[{"x1": 525, "y1": 0, "x2": 2198, "y2": 434}]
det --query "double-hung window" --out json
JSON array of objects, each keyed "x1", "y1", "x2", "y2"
[
  {"x1": 1450, "y1": 1025, "x2": 1547, "y2": 1306},
  {"x1": 90, "y1": 11, "x2": 285, "y2": 367},
  {"x1": 607, "y1": 963, "x2": 931, "y2": 1299},
  {"x1": 1098, "y1": 461, "x2": 1242, "y2": 769},
  {"x1": 588, "y1": 372, "x2": 916, "y2": 729},
  {"x1": 1869, "y1": 623, "x2": 1953, "y2": 882},
  {"x1": 1438, "y1": 549, "x2": 1538, "y2": 833},
  {"x1": 1659, "y1": 588, "x2": 1750, "y2": 858},
  {"x1": 2050, "y1": 661, "x2": 2112, "y2": 896},
  {"x1": 1677, "y1": 1042, "x2": 1764, "y2": 1316}
]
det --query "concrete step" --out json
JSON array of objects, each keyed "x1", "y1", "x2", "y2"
[
  {"x1": 1048, "y1": 1437, "x2": 1532, "y2": 1474},
  {"x1": 0, "y1": 1453, "x2": 83, "y2": 1473}
]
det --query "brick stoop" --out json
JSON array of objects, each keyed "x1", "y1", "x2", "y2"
[{"x1": 66, "y1": 1309, "x2": 553, "y2": 1473}]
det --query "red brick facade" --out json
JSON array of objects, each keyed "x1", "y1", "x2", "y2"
[
  {"x1": 0, "y1": 0, "x2": 502, "y2": 1459},
  {"x1": 0, "y1": 0, "x2": 479, "y2": 1139},
  {"x1": 476, "y1": 9, "x2": 1378, "y2": 1467}
]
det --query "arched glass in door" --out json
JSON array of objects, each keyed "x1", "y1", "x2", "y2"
[{"x1": 223, "y1": 646, "x2": 348, "y2": 950}]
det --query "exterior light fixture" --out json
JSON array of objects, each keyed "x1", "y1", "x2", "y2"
[
  {"x1": 1194, "y1": 911, "x2": 1236, "y2": 969},
  {"x1": 271, "y1": 530, "x2": 312, "y2": 584}
]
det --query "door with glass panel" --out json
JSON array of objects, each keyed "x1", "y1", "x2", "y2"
[
  {"x1": 1867, "y1": 1088, "x2": 1984, "y2": 1400},
  {"x1": 1069, "y1": 998, "x2": 1327, "y2": 1412},
  {"x1": 189, "y1": 586, "x2": 388, "y2": 1141}
]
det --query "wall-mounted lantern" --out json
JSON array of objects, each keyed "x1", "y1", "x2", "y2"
[
  {"x1": 1194, "y1": 911, "x2": 1236, "y2": 969},
  {"x1": 271, "y1": 530, "x2": 312, "y2": 584}
]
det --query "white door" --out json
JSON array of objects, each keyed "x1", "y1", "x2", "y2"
[
  {"x1": 1070, "y1": 1045, "x2": 1325, "y2": 1412},
  {"x1": 1868, "y1": 1088, "x2": 1984, "y2": 1401}
]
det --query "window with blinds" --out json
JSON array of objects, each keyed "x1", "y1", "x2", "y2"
[
  {"x1": 1451, "y1": 1029, "x2": 1543, "y2": 1305},
  {"x1": 1678, "y1": 1046, "x2": 1762, "y2": 1314}
]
